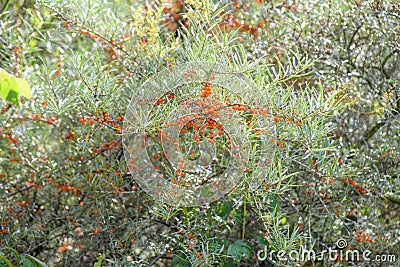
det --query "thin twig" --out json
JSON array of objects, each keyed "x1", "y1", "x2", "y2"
[{"x1": 6, "y1": 185, "x2": 35, "y2": 197}]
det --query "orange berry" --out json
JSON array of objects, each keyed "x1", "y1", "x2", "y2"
[{"x1": 361, "y1": 189, "x2": 367, "y2": 195}]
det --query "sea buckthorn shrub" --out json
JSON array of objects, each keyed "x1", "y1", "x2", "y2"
[{"x1": 0, "y1": 0, "x2": 398, "y2": 267}]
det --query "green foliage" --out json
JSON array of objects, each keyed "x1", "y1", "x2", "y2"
[
  {"x1": 0, "y1": 248, "x2": 46, "y2": 267},
  {"x1": 227, "y1": 240, "x2": 252, "y2": 261},
  {"x1": 0, "y1": 68, "x2": 31, "y2": 105}
]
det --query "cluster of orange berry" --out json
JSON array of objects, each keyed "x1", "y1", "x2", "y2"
[
  {"x1": 305, "y1": 188, "x2": 314, "y2": 194},
  {"x1": 93, "y1": 227, "x2": 102, "y2": 236},
  {"x1": 57, "y1": 242, "x2": 73, "y2": 253},
  {"x1": 341, "y1": 177, "x2": 369, "y2": 195},
  {"x1": 219, "y1": 12, "x2": 265, "y2": 39},
  {"x1": 200, "y1": 81, "x2": 212, "y2": 98},
  {"x1": 78, "y1": 111, "x2": 123, "y2": 131},
  {"x1": 91, "y1": 139, "x2": 121, "y2": 156},
  {"x1": 1, "y1": 131, "x2": 19, "y2": 146},
  {"x1": 26, "y1": 178, "x2": 42, "y2": 189},
  {"x1": 30, "y1": 113, "x2": 58, "y2": 125},
  {"x1": 345, "y1": 208, "x2": 358, "y2": 217},
  {"x1": 161, "y1": 0, "x2": 187, "y2": 32},
  {"x1": 12, "y1": 46, "x2": 22, "y2": 77},
  {"x1": 354, "y1": 231, "x2": 375, "y2": 243},
  {"x1": 55, "y1": 182, "x2": 81, "y2": 195},
  {"x1": 231, "y1": 104, "x2": 249, "y2": 112},
  {"x1": 54, "y1": 54, "x2": 64, "y2": 77}
]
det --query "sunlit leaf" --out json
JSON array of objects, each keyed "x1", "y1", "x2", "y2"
[
  {"x1": 15, "y1": 78, "x2": 31, "y2": 99},
  {"x1": 0, "y1": 68, "x2": 31, "y2": 104}
]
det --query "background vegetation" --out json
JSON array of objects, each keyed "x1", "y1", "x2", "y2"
[{"x1": 0, "y1": 0, "x2": 399, "y2": 266}]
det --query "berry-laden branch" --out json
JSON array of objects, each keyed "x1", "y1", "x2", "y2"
[{"x1": 40, "y1": 3, "x2": 143, "y2": 77}]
